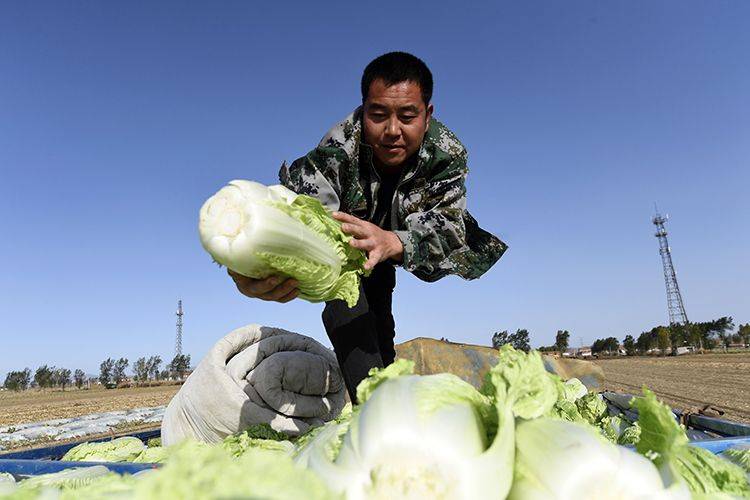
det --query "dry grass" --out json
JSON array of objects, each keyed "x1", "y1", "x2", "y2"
[
  {"x1": 594, "y1": 352, "x2": 750, "y2": 423},
  {"x1": 0, "y1": 384, "x2": 180, "y2": 427}
]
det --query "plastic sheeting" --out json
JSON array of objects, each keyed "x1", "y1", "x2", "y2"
[{"x1": 0, "y1": 407, "x2": 164, "y2": 450}]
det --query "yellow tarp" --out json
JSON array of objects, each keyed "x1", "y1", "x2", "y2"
[{"x1": 395, "y1": 337, "x2": 604, "y2": 390}]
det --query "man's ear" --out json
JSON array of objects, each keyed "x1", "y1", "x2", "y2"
[{"x1": 425, "y1": 103, "x2": 434, "y2": 124}]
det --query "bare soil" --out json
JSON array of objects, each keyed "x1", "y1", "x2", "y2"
[
  {"x1": 0, "y1": 384, "x2": 180, "y2": 427},
  {"x1": 594, "y1": 353, "x2": 750, "y2": 424}
]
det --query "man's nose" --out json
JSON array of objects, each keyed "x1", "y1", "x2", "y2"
[{"x1": 384, "y1": 116, "x2": 400, "y2": 138}]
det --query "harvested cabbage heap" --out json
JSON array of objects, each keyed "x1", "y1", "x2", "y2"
[
  {"x1": 8, "y1": 346, "x2": 750, "y2": 500},
  {"x1": 546, "y1": 375, "x2": 641, "y2": 446},
  {"x1": 199, "y1": 180, "x2": 368, "y2": 307},
  {"x1": 295, "y1": 349, "x2": 688, "y2": 500},
  {"x1": 6, "y1": 442, "x2": 330, "y2": 500}
]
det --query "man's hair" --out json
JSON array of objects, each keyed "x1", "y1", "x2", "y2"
[{"x1": 361, "y1": 52, "x2": 433, "y2": 106}]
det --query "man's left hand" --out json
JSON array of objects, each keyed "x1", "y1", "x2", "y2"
[{"x1": 333, "y1": 212, "x2": 404, "y2": 270}]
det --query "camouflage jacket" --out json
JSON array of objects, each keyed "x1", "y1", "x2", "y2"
[{"x1": 279, "y1": 107, "x2": 507, "y2": 283}]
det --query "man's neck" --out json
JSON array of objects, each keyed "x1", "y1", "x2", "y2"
[{"x1": 373, "y1": 154, "x2": 415, "y2": 178}]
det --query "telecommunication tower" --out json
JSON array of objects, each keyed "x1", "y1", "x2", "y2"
[
  {"x1": 652, "y1": 209, "x2": 688, "y2": 326},
  {"x1": 175, "y1": 300, "x2": 183, "y2": 356}
]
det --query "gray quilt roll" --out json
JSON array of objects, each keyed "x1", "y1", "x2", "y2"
[{"x1": 161, "y1": 324, "x2": 346, "y2": 445}]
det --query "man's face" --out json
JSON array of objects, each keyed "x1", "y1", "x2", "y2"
[{"x1": 362, "y1": 79, "x2": 433, "y2": 171}]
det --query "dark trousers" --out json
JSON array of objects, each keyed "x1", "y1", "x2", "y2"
[{"x1": 322, "y1": 263, "x2": 396, "y2": 402}]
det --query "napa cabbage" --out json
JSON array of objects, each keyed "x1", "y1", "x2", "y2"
[
  {"x1": 132, "y1": 446, "x2": 170, "y2": 464},
  {"x1": 131, "y1": 440, "x2": 333, "y2": 500},
  {"x1": 199, "y1": 180, "x2": 368, "y2": 307},
  {"x1": 561, "y1": 377, "x2": 587, "y2": 401},
  {"x1": 299, "y1": 345, "x2": 558, "y2": 499},
  {"x1": 546, "y1": 375, "x2": 585, "y2": 423},
  {"x1": 575, "y1": 392, "x2": 608, "y2": 425},
  {"x1": 220, "y1": 423, "x2": 295, "y2": 457},
  {"x1": 484, "y1": 345, "x2": 558, "y2": 420},
  {"x1": 222, "y1": 433, "x2": 294, "y2": 458},
  {"x1": 549, "y1": 399, "x2": 583, "y2": 422},
  {"x1": 617, "y1": 421, "x2": 641, "y2": 446},
  {"x1": 721, "y1": 445, "x2": 750, "y2": 473},
  {"x1": 545, "y1": 375, "x2": 640, "y2": 444},
  {"x1": 295, "y1": 403, "x2": 356, "y2": 467},
  {"x1": 5, "y1": 465, "x2": 120, "y2": 499},
  {"x1": 0, "y1": 473, "x2": 16, "y2": 497},
  {"x1": 599, "y1": 415, "x2": 623, "y2": 443},
  {"x1": 305, "y1": 372, "x2": 504, "y2": 499},
  {"x1": 509, "y1": 417, "x2": 689, "y2": 500},
  {"x1": 61, "y1": 436, "x2": 145, "y2": 463},
  {"x1": 634, "y1": 388, "x2": 750, "y2": 496}
]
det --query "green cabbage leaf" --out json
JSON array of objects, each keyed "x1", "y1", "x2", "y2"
[
  {"x1": 634, "y1": 388, "x2": 750, "y2": 496},
  {"x1": 720, "y1": 445, "x2": 750, "y2": 473},
  {"x1": 575, "y1": 392, "x2": 608, "y2": 426},
  {"x1": 617, "y1": 421, "x2": 641, "y2": 446}
]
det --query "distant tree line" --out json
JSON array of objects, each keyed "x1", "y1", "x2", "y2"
[
  {"x1": 4, "y1": 353, "x2": 192, "y2": 392},
  {"x1": 3, "y1": 369, "x2": 31, "y2": 391},
  {"x1": 536, "y1": 330, "x2": 571, "y2": 354},
  {"x1": 98, "y1": 354, "x2": 191, "y2": 388},
  {"x1": 589, "y1": 316, "x2": 749, "y2": 357},
  {"x1": 489, "y1": 317, "x2": 749, "y2": 359},
  {"x1": 497, "y1": 329, "x2": 573, "y2": 356},
  {"x1": 3, "y1": 366, "x2": 83, "y2": 392},
  {"x1": 591, "y1": 337, "x2": 620, "y2": 355}
]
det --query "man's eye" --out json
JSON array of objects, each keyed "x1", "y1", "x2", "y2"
[{"x1": 400, "y1": 115, "x2": 416, "y2": 122}]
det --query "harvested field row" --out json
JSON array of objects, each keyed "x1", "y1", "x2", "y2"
[
  {"x1": 594, "y1": 353, "x2": 750, "y2": 424},
  {"x1": 0, "y1": 385, "x2": 180, "y2": 427}
]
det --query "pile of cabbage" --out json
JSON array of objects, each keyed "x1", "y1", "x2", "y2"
[
  {"x1": 3, "y1": 346, "x2": 750, "y2": 499},
  {"x1": 198, "y1": 181, "x2": 368, "y2": 307}
]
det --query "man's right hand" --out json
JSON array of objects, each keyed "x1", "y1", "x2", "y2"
[{"x1": 228, "y1": 270, "x2": 299, "y2": 303}]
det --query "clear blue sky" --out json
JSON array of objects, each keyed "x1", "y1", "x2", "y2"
[{"x1": 1, "y1": 1, "x2": 748, "y2": 379}]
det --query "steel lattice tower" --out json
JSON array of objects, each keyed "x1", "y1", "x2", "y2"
[
  {"x1": 175, "y1": 300, "x2": 183, "y2": 356},
  {"x1": 652, "y1": 210, "x2": 688, "y2": 326}
]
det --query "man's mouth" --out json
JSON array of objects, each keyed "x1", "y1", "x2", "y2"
[{"x1": 381, "y1": 145, "x2": 404, "y2": 152}]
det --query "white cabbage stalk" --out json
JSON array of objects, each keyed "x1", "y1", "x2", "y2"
[
  {"x1": 300, "y1": 373, "x2": 513, "y2": 500},
  {"x1": 509, "y1": 418, "x2": 690, "y2": 500},
  {"x1": 199, "y1": 180, "x2": 367, "y2": 306}
]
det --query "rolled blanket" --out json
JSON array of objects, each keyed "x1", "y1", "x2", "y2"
[{"x1": 161, "y1": 324, "x2": 346, "y2": 445}]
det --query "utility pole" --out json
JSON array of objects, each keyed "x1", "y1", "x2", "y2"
[
  {"x1": 175, "y1": 299, "x2": 183, "y2": 357},
  {"x1": 652, "y1": 208, "x2": 689, "y2": 327}
]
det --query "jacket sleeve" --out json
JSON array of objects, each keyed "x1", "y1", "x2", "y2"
[
  {"x1": 278, "y1": 147, "x2": 343, "y2": 212},
  {"x1": 392, "y1": 157, "x2": 507, "y2": 282}
]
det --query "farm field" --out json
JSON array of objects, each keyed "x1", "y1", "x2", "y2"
[
  {"x1": 0, "y1": 384, "x2": 180, "y2": 427},
  {"x1": 594, "y1": 352, "x2": 750, "y2": 424}
]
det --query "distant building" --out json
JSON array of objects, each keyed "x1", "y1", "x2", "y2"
[{"x1": 566, "y1": 347, "x2": 592, "y2": 358}]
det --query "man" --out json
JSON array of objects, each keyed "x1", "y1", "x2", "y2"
[{"x1": 229, "y1": 52, "x2": 507, "y2": 401}]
